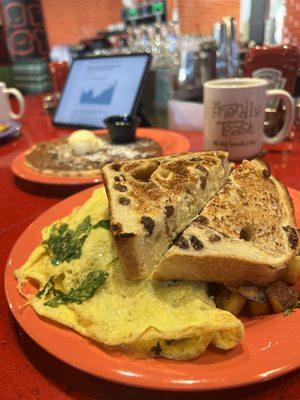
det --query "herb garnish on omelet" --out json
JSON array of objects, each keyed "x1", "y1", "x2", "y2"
[
  {"x1": 43, "y1": 216, "x2": 110, "y2": 265},
  {"x1": 37, "y1": 270, "x2": 109, "y2": 307}
]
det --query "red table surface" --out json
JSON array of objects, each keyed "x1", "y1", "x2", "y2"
[{"x1": 1, "y1": 96, "x2": 300, "y2": 400}]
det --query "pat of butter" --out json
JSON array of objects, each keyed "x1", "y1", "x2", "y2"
[{"x1": 68, "y1": 130, "x2": 102, "y2": 156}]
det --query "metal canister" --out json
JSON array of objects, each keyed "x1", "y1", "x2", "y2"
[{"x1": 198, "y1": 38, "x2": 217, "y2": 85}]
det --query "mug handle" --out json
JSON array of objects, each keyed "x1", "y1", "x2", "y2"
[
  {"x1": 263, "y1": 89, "x2": 294, "y2": 145},
  {"x1": 4, "y1": 87, "x2": 25, "y2": 120}
]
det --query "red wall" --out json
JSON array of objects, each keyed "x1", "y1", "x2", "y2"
[
  {"x1": 283, "y1": 0, "x2": 300, "y2": 48},
  {"x1": 41, "y1": 0, "x2": 299, "y2": 48},
  {"x1": 168, "y1": 0, "x2": 240, "y2": 36},
  {"x1": 41, "y1": 0, "x2": 122, "y2": 46},
  {"x1": 41, "y1": 0, "x2": 240, "y2": 46}
]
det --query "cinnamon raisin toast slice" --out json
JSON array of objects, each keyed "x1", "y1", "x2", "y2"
[
  {"x1": 153, "y1": 159, "x2": 298, "y2": 286},
  {"x1": 102, "y1": 151, "x2": 231, "y2": 279}
]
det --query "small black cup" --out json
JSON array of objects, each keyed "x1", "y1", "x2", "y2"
[{"x1": 104, "y1": 114, "x2": 140, "y2": 144}]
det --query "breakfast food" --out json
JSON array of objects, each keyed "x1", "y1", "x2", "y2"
[
  {"x1": 24, "y1": 130, "x2": 162, "y2": 177},
  {"x1": 14, "y1": 152, "x2": 300, "y2": 363},
  {"x1": 68, "y1": 129, "x2": 102, "y2": 155},
  {"x1": 282, "y1": 253, "x2": 300, "y2": 284},
  {"x1": 15, "y1": 188, "x2": 244, "y2": 360},
  {"x1": 0, "y1": 123, "x2": 10, "y2": 133},
  {"x1": 153, "y1": 159, "x2": 298, "y2": 287},
  {"x1": 212, "y1": 278, "x2": 300, "y2": 316},
  {"x1": 102, "y1": 151, "x2": 232, "y2": 279}
]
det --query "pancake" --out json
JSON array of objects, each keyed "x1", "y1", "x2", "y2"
[
  {"x1": 15, "y1": 188, "x2": 244, "y2": 360},
  {"x1": 25, "y1": 135, "x2": 163, "y2": 177}
]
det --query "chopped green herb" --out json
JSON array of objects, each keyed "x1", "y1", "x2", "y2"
[
  {"x1": 36, "y1": 270, "x2": 109, "y2": 307},
  {"x1": 36, "y1": 276, "x2": 55, "y2": 298},
  {"x1": 75, "y1": 216, "x2": 92, "y2": 236},
  {"x1": 43, "y1": 217, "x2": 93, "y2": 265},
  {"x1": 58, "y1": 223, "x2": 68, "y2": 235},
  {"x1": 92, "y1": 219, "x2": 110, "y2": 230},
  {"x1": 283, "y1": 300, "x2": 300, "y2": 316}
]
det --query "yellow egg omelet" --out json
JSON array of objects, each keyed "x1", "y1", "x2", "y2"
[{"x1": 15, "y1": 188, "x2": 244, "y2": 360}]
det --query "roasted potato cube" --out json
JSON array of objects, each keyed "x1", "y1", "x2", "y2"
[
  {"x1": 239, "y1": 286, "x2": 271, "y2": 316},
  {"x1": 266, "y1": 280, "x2": 298, "y2": 313},
  {"x1": 248, "y1": 300, "x2": 271, "y2": 316},
  {"x1": 282, "y1": 256, "x2": 300, "y2": 285},
  {"x1": 215, "y1": 287, "x2": 246, "y2": 315},
  {"x1": 238, "y1": 286, "x2": 267, "y2": 303}
]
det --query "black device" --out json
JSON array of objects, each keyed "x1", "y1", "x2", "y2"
[{"x1": 53, "y1": 53, "x2": 151, "y2": 129}]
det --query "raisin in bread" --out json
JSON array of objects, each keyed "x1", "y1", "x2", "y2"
[
  {"x1": 153, "y1": 159, "x2": 298, "y2": 286},
  {"x1": 102, "y1": 151, "x2": 232, "y2": 279}
]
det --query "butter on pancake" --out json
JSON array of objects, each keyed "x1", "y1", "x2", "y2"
[
  {"x1": 15, "y1": 188, "x2": 244, "y2": 360},
  {"x1": 68, "y1": 129, "x2": 102, "y2": 156}
]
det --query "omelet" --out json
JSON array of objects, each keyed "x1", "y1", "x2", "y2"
[{"x1": 15, "y1": 188, "x2": 244, "y2": 360}]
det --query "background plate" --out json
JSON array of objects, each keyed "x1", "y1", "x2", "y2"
[
  {"x1": 0, "y1": 121, "x2": 21, "y2": 140},
  {"x1": 11, "y1": 128, "x2": 190, "y2": 186},
  {"x1": 5, "y1": 185, "x2": 300, "y2": 391}
]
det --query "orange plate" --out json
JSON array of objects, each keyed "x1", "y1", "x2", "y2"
[
  {"x1": 5, "y1": 186, "x2": 300, "y2": 391},
  {"x1": 11, "y1": 128, "x2": 190, "y2": 186}
]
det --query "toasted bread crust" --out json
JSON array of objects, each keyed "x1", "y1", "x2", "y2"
[
  {"x1": 153, "y1": 253, "x2": 286, "y2": 286},
  {"x1": 102, "y1": 151, "x2": 231, "y2": 279},
  {"x1": 153, "y1": 159, "x2": 298, "y2": 286}
]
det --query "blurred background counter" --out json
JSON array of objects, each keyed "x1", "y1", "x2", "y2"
[{"x1": 0, "y1": 0, "x2": 299, "y2": 131}]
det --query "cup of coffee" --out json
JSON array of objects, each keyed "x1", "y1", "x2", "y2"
[
  {"x1": 0, "y1": 82, "x2": 25, "y2": 124},
  {"x1": 203, "y1": 78, "x2": 294, "y2": 161}
]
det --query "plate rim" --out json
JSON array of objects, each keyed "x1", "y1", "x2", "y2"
[
  {"x1": 5, "y1": 185, "x2": 300, "y2": 391},
  {"x1": 11, "y1": 128, "x2": 190, "y2": 186},
  {"x1": 0, "y1": 120, "x2": 21, "y2": 139}
]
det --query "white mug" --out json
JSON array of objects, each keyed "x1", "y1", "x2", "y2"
[
  {"x1": 203, "y1": 78, "x2": 294, "y2": 161},
  {"x1": 0, "y1": 82, "x2": 25, "y2": 124}
]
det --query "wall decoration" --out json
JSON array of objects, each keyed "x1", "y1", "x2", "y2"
[{"x1": 1, "y1": 0, "x2": 49, "y2": 61}]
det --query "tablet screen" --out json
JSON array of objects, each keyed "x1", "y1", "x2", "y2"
[{"x1": 53, "y1": 54, "x2": 150, "y2": 128}]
